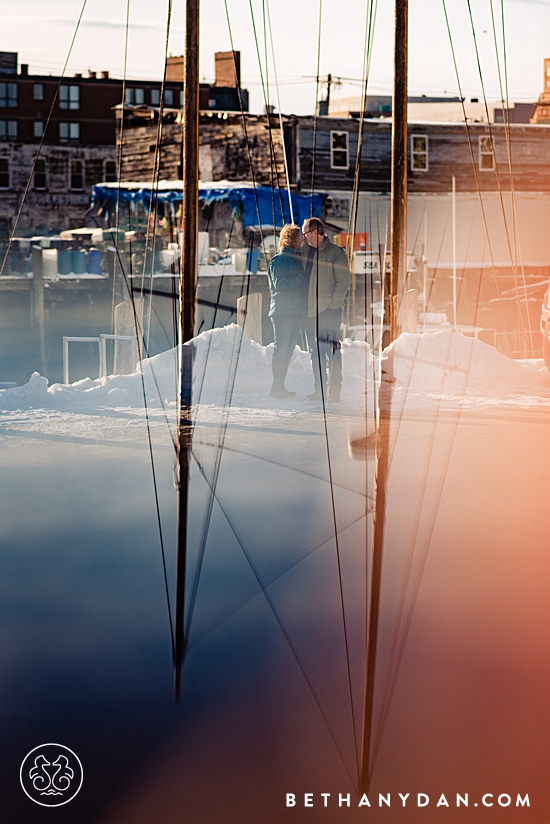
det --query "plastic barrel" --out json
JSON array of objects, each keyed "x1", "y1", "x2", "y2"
[
  {"x1": 42, "y1": 249, "x2": 58, "y2": 278},
  {"x1": 57, "y1": 249, "x2": 72, "y2": 275},
  {"x1": 72, "y1": 249, "x2": 87, "y2": 275},
  {"x1": 87, "y1": 248, "x2": 103, "y2": 275},
  {"x1": 247, "y1": 247, "x2": 261, "y2": 274}
]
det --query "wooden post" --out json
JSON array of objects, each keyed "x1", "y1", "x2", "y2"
[
  {"x1": 175, "y1": 0, "x2": 200, "y2": 702},
  {"x1": 113, "y1": 298, "x2": 143, "y2": 374},
  {"x1": 32, "y1": 246, "x2": 46, "y2": 376},
  {"x1": 389, "y1": 0, "x2": 408, "y2": 343},
  {"x1": 392, "y1": 288, "x2": 418, "y2": 335},
  {"x1": 237, "y1": 293, "x2": 263, "y2": 344},
  {"x1": 361, "y1": 0, "x2": 408, "y2": 794}
]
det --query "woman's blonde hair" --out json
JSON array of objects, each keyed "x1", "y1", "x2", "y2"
[{"x1": 278, "y1": 223, "x2": 301, "y2": 250}]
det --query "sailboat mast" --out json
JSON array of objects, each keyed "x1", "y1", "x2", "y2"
[
  {"x1": 175, "y1": 0, "x2": 200, "y2": 701},
  {"x1": 360, "y1": 0, "x2": 408, "y2": 791}
]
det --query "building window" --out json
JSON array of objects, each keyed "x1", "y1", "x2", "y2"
[
  {"x1": 125, "y1": 87, "x2": 144, "y2": 105},
  {"x1": 34, "y1": 157, "x2": 46, "y2": 189},
  {"x1": 70, "y1": 159, "x2": 84, "y2": 190},
  {"x1": 479, "y1": 135, "x2": 494, "y2": 170},
  {"x1": 150, "y1": 88, "x2": 160, "y2": 106},
  {"x1": 0, "y1": 120, "x2": 17, "y2": 140},
  {"x1": 59, "y1": 122, "x2": 80, "y2": 143},
  {"x1": 164, "y1": 88, "x2": 174, "y2": 107},
  {"x1": 34, "y1": 120, "x2": 44, "y2": 139},
  {"x1": 59, "y1": 84, "x2": 80, "y2": 110},
  {"x1": 411, "y1": 134, "x2": 428, "y2": 170},
  {"x1": 330, "y1": 131, "x2": 349, "y2": 169},
  {"x1": 0, "y1": 157, "x2": 8, "y2": 188},
  {"x1": 0, "y1": 82, "x2": 17, "y2": 108},
  {"x1": 33, "y1": 83, "x2": 44, "y2": 101},
  {"x1": 180, "y1": 90, "x2": 184, "y2": 108},
  {"x1": 208, "y1": 98, "x2": 216, "y2": 109},
  {"x1": 104, "y1": 160, "x2": 117, "y2": 182},
  {"x1": 542, "y1": 108, "x2": 548, "y2": 117}
]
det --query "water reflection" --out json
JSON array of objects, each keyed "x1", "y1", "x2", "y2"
[{"x1": 2, "y1": 322, "x2": 550, "y2": 822}]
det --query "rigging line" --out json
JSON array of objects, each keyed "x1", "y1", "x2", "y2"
[
  {"x1": 111, "y1": 0, "x2": 131, "y2": 336},
  {"x1": 370, "y1": 225, "x2": 485, "y2": 769},
  {"x1": 311, "y1": 246, "x2": 359, "y2": 780},
  {"x1": 441, "y1": 0, "x2": 507, "y2": 334},
  {"x1": 346, "y1": 0, "x2": 379, "y2": 261},
  {"x1": 191, "y1": 215, "x2": 236, "y2": 422},
  {"x1": 0, "y1": 0, "x2": 89, "y2": 277},
  {"x1": 184, "y1": 270, "x2": 254, "y2": 639},
  {"x1": 371, "y1": 351, "x2": 478, "y2": 772},
  {"x1": 310, "y1": 0, "x2": 323, "y2": 214},
  {"x1": 466, "y1": 0, "x2": 524, "y2": 338},
  {"x1": 104, "y1": 220, "x2": 176, "y2": 649},
  {"x1": 189, "y1": 449, "x2": 360, "y2": 791},
  {"x1": 466, "y1": 0, "x2": 533, "y2": 336},
  {"x1": 370, "y1": 334, "x2": 458, "y2": 766},
  {"x1": 261, "y1": 0, "x2": 278, "y2": 226},
  {"x1": 142, "y1": 0, "x2": 175, "y2": 352},
  {"x1": 382, "y1": 203, "x2": 451, "y2": 479},
  {"x1": 498, "y1": 0, "x2": 528, "y2": 312},
  {"x1": 188, "y1": 494, "x2": 368, "y2": 651},
  {"x1": 248, "y1": 0, "x2": 285, "y2": 221},
  {"x1": 194, "y1": 436, "x2": 373, "y2": 497},
  {"x1": 489, "y1": 0, "x2": 533, "y2": 350},
  {"x1": 187, "y1": 0, "x2": 272, "y2": 644},
  {"x1": 265, "y1": 0, "x2": 294, "y2": 222},
  {"x1": 371, "y1": 218, "x2": 496, "y2": 768},
  {"x1": 106, "y1": 213, "x2": 178, "y2": 449},
  {"x1": 224, "y1": 0, "x2": 266, "y2": 246}
]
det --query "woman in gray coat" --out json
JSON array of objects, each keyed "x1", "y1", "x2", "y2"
[{"x1": 267, "y1": 224, "x2": 305, "y2": 399}]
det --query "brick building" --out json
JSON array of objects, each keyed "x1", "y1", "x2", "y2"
[{"x1": 0, "y1": 50, "x2": 248, "y2": 235}]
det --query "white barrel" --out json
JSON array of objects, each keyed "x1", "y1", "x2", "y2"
[{"x1": 42, "y1": 248, "x2": 58, "y2": 278}]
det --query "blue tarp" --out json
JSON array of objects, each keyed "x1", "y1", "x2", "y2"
[{"x1": 91, "y1": 183, "x2": 324, "y2": 229}]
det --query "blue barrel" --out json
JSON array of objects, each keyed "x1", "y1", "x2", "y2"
[
  {"x1": 72, "y1": 249, "x2": 87, "y2": 275},
  {"x1": 57, "y1": 249, "x2": 72, "y2": 275},
  {"x1": 247, "y1": 247, "x2": 261, "y2": 274},
  {"x1": 87, "y1": 248, "x2": 103, "y2": 275}
]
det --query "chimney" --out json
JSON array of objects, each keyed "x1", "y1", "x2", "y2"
[
  {"x1": 88, "y1": 70, "x2": 97, "y2": 79},
  {"x1": 74, "y1": 73, "x2": 83, "y2": 78},
  {"x1": 101, "y1": 70, "x2": 109, "y2": 80},
  {"x1": 20, "y1": 63, "x2": 28, "y2": 76},
  {"x1": 215, "y1": 51, "x2": 240, "y2": 87},
  {"x1": 166, "y1": 55, "x2": 184, "y2": 83}
]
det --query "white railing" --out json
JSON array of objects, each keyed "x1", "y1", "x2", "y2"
[
  {"x1": 62, "y1": 334, "x2": 135, "y2": 384},
  {"x1": 99, "y1": 334, "x2": 135, "y2": 378},
  {"x1": 62, "y1": 337, "x2": 100, "y2": 385}
]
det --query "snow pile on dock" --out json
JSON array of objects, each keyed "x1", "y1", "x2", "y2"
[
  {"x1": 0, "y1": 324, "x2": 374, "y2": 413},
  {"x1": 0, "y1": 326, "x2": 548, "y2": 414},
  {"x1": 384, "y1": 331, "x2": 550, "y2": 400}
]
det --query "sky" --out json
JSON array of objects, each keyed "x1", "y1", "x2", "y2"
[{"x1": 2, "y1": 0, "x2": 549, "y2": 114}]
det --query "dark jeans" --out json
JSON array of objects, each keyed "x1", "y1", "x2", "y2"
[
  {"x1": 305, "y1": 309, "x2": 343, "y2": 395},
  {"x1": 270, "y1": 314, "x2": 304, "y2": 390}
]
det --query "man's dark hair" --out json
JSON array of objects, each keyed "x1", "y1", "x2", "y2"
[{"x1": 303, "y1": 217, "x2": 325, "y2": 235}]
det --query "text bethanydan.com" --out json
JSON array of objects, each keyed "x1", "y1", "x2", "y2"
[{"x1": 286, "y1": 792, "x2": 530, "y2": 809}]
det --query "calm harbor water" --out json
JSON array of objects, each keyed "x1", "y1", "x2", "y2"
[{"x1": 1, "y1": 360, "x2": 550, "y2": 821}]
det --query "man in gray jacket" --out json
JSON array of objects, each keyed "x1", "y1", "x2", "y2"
[{"x1": 301, "y1": 217, "x2": 351, "y2": 402}]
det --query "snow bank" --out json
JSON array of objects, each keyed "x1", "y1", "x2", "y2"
[
  {"x1": 384, "y1": 330, "x2": 550, "y2": 398},
  {"x1": 0, "y1": 324, "x2": 374, "y2": 414},
  {"x1": 1, "y1": 326, "x2": 547, "y2": 417}
]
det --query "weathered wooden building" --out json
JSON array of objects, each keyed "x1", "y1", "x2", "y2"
[{"x1": 116, "y1": 111, "x2": 550, "y2": 347}]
